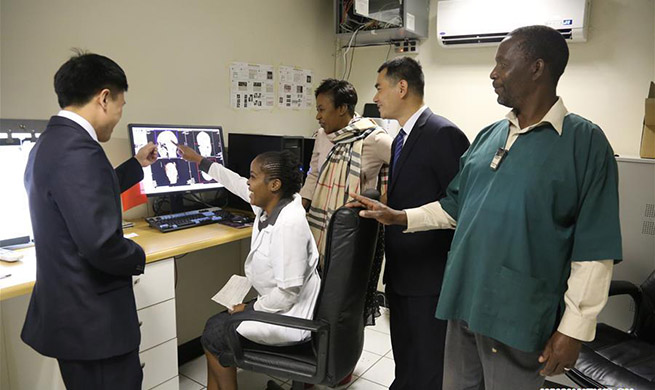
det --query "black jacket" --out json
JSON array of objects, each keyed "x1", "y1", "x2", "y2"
[
  {"x1": 21, "y1": 116, "x2": 146, "y2": 360},
  {"x1": 384, "y1": 108, "x2": 470, "y2": 296}
]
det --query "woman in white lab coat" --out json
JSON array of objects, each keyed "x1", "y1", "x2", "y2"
[{"x1": 177, "y1": 145, "x2": 320, "y2": 390}]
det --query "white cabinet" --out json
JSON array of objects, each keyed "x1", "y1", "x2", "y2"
[
  {"x1": 138, "y1": 298, "x2": 177, "y2": 352},
  {"x1": 140, "y1": 338, "x2": 179, "y2": 389},
  {"x1": 137, "y1": 258, "x2": 179, "y2": 390},
  {"x1": 134, "y1": 258, "x2": 176, "y2": 310},
  {"x1": 0, "y1": 258, "x2": 179, "y2": 390}
]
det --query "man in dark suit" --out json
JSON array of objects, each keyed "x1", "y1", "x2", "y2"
[
  {"x1": 22, "y1": 53, "x2": 158, "y2": 390},
  {"x1": 372, "y1": 57, "x2": 470, "y2": 389}
]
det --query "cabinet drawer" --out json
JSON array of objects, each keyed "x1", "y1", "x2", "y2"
[
  {"x1": 134, "y1": 258, "x2": 175, "y2": 310},
  {"x1": 138, "y1": 298, "x2": 177, "y2": 352},
  {"x1": 139, "y1": 338, "x2": 178, "y2": 389}
]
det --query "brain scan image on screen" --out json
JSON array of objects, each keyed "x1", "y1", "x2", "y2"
[
  {"x1": 196, "y1": 131, "x2": 213, "y2": 157},
  {"x1": 164, "y1": 162, "x2": 179, "y2": 185},
  {"x1": 129, "y1": 124, "x2": 225, "y2": 194},
  {"x1": 157, "y1": 130, "x2": 178, "y2": 158}
]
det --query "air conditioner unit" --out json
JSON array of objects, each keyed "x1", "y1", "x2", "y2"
[{"x1": 436, "y1": 0, "x2": 590, "y2": 48}]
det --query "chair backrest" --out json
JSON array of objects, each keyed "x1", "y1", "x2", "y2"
[
  {"x1": 637, "y1": 270, "x2": 655, "y2": 343},
  {"x1": 311, "y1": 203, "x2": 380, "y2": 386}
]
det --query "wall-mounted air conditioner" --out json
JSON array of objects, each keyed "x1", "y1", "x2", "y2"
[{"x1": 436, "y1": 0, "x2": 590, "y2": 48}]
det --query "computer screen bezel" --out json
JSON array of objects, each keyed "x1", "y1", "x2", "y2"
[
  {"x1": 127, "y1": 123, "x2": 227, "y2": 197},
  {"x1": 0, "y1": 119, "x2": 46, "y2": 248}
]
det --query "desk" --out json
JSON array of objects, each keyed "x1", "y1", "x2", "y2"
[{"x1": 0, "y1": 221, "x2": 252, "y2": 390}]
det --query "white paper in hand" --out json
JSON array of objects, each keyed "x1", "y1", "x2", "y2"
[{"x1": 211, "y1": 275, "x2": 252, "y2": 310}]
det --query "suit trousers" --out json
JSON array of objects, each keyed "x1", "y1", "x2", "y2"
[
  {"x1": 57, "y1": 348, "x2": 142, "y2": 390},
  {"x1": 387, "y1": 287, "x2": 447, "y2": 390},
  {"x1": 443, "y1": 320, "x2": 545, "y2": 390}
]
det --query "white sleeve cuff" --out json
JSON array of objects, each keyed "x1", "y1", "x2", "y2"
[
  {"x1": 557, "y1": 309, "x2": 597, "y2": 342},
  {"x1": 404, "y1": 201, "x2": 456, "y2": 233}
]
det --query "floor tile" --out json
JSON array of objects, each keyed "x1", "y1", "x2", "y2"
[
  {"x1": 353, "y1": 350, "x2": 384, "y2": 377},
  {"x1": 179, "y1": 374, "x2": 204, "y2": 390},
  {"x1": 362, "y1": 329, "x2": 392, "y2": 356},
  {"x1": 360, "y1": 357, "x2": 395, "y2": 387},
  {"x1": 237, "y1": 369, "x2": 287, "y2": 389},
  {"x1": 369, "y1": 308, "x2": 390, "y2": 335},
  {"x1": 384, "y1": 349, "x2": 393, "y2": 361},
  {"x1": 346, "y1": 377, "x2": 388, "y2": 389},
  {"x1": 179, "y1": 357, "x2": 207, "y2": 386}
]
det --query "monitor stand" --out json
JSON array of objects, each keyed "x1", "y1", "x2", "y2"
[{"x1": 169, "y1": 194, "x2": 185, "y2": 214}]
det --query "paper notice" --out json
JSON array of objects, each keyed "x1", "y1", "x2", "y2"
[
  {"x1": 211, "y1": 274, "x2": 252, "y2": 309},
  {"x1": 277, "y1": 66, "x2": 313, "y2": 109},
  {"x1": 229, "y1": 62, "x2": 275, "y2": 110}
]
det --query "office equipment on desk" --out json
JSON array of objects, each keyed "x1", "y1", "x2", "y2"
[
  {"x1": 228, "y1": 133, "x2": 314, "y2": 180},
  {"x1": 227, "y1": 133, "x2": 314, "y2": 210},
  {"x1": 0, "y1": 121, "x2": 46, "y2": 248},
  {"x1": 121, "y1": 220, "x2": 134, "y2": 229},
  {"x1": 0, "y1": 248, "x2": 23, "y2": 262},
  {"x1": 145, "y1": 207, "x2": 232, "y2": 232},
  {"x1": 128, "y1": 123, "x2": 227, "y2": 213},
  {"x1": 0, "y1": 273, "x2": 11, "y2": 279}
]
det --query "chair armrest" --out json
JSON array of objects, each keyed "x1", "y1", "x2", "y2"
[
  {"x1": 608, "y1": 280, "x2": 642, "y2": 334},
  {"x1": 609, "y1": 280, "x2": 640, "y2": 298},
  {"x1": 225, "y1": 310, "x2": 329, "y2": 333},
  {"x1": 224, "y1": 311, "x2": 330, "y2": 381}
]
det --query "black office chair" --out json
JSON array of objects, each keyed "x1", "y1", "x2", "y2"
[
  {"x1": 225, "y1": 195, "x2": 381, "y2": 389},
  {"x1": 566, "y1": 269, "x2": 655, "y2": 389}
]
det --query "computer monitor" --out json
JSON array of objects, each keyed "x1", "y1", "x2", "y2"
[
  {"x1": 0, "y1": 134, "x2": 39, "y2": 247},
  {"x1": 128, "y1": 124, "x2": 226, "y2": 196}
]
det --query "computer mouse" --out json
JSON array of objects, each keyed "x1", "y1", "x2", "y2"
[{"x1": 231, "y1": 215, "x2": 252, "y2": 224}]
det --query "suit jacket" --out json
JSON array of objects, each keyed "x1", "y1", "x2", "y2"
[
  {"x1": 21, "y1": 116, "x2": 146, "y2": 360},
  {"x1": 385, "y1": 108, "x2": 470, "y2": 296}
]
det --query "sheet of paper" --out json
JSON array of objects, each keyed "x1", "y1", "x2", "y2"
[
  {"x1": 277, "y1": 65, "x2": 313, "y2": 109},
  {"x1": 124, "y1": 232, "x2": 138, "y2": 238},
  {"x1": 211, "y1": 274, "x2": 252, "y2": 309},
  {"x1": 229, "y1": 62, "x2": 275, "y2": 110}
]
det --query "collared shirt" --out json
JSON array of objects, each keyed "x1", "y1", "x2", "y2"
[
  {"x1": 399, "y1": 104, "x2": 429, "y2": 147},
  {"x1": 504, "y1": 97, "x2": 567, "y2": 150},
  {"x1": 57, "y1": 110, "x2": 98, "y2": 143},
  {"x1": 404, "y1": 97, "x2": 615, "y2": 344}
]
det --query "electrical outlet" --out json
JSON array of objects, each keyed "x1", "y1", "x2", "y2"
[{"x1": 394, "y1": 40, "x2": 419, "y2": 54}]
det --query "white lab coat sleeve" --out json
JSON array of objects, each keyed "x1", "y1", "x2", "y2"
[
  {"x1": 254, "y1": 286, "x2": 302, "y2": 313},
  {"x1": 267, "y1": 217, "x2": 312, "y2": 290}
]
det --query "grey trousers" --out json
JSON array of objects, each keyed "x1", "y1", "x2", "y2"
[{"x1": 443, "y1": 320, "x2": 546, "y2": 390}]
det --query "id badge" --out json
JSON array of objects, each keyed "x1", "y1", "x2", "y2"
[{"x1": 490, "y1": 148, "x2": 508, "y2": 171}]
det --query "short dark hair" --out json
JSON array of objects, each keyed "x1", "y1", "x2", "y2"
[
  {"x1": 256, "y1": 150, "x2": 303, "y2": 199},
  {"x1": 377, "y1": 57, "x2": 424, "y2": 98},
  {"x1": 314, "y1": 79, "x2": 358, "y2": 116},
  {"x1": 508, "y1": 25, "x2": 570, "y2": 85},
  {"x1": 54, "y1": 51, "x2": 128, "y2": 108}
]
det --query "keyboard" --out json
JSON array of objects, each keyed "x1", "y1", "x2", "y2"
[{"x1": 145, "y1": 207, "x2": 233, "y2": 233}]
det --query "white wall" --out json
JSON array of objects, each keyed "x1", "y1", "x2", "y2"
[
  {"x1": 339, "y1": 0, "x2": 655, "y2": 157},
  {"x1": 1, "y1": 0, "x2": 335, "y2": 145}
]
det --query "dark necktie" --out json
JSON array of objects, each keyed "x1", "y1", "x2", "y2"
[{"x1": 391, "y1": 128, "x2": 406, "y2": 179}]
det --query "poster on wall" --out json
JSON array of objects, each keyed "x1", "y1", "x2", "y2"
[
  {"x1": 277, "y1": 66, "x2": 313, "y2": 109},
  {"x1": 229, "y1": 62, "x2": 275, "y2": 110}
]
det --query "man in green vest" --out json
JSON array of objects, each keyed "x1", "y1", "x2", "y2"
[{"x1": 350, "y1": 25, "x2": 621, "y2": 389}]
